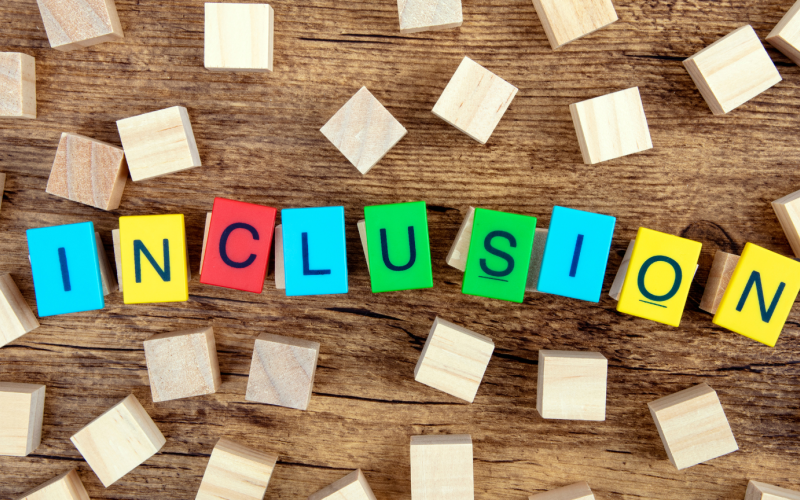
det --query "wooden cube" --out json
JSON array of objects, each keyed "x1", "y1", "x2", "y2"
[
  {"x1": 308, "y1": 469, "x2": 377, "y2": 500},
  {"x1": 0, "y1": 53, "x2": 35, "y2": 119},
  {"x1": 196, "y1": 437, "x2": 278, "y2": 500},
  {"x1": 532, "y1": 0, "x2": 617, "y2": 49},
  {"x1": 699, "y1": 250, "x2": 739, "y2": 314},
  {"x1": 245, "y1": 333, "x2": 320, "y2": 410},
  {"x1": 445, "y1": 206, "x2": 474, "y2": 272},
  {"x1": 529, "y1": 482, "x2": 595, "y2": 500},
  {"x1": 432, "y1": 56, "x2": 518, "y2": 144},
  {"x1": 0, "y1": 273, "x2": 40, "y2": 348},
  {"x1": 116, "y1": 106, "x2": 201, "y2": 182},
  {"x1": 410, "y1": 434, "x2": 473, "y2": 500},
  {"x1": 0, "y1": 382, "x2": 45, "y2": 456},
  {"x1": 205, "y1": 3, "x2": 274, "y2": 72},
  {"x1": 768, "y1": 1, "x2": 800, "y2": 66},
  {"x1": 525, "y1": 228, "x2": 549, "y2": 292},
  {"x1": 397, "y1": 0, "x2": 462, "y2": 34},
  {"x1": 70, "y1": 394, "x2": 166, "y2": 487},
  {"x1": 745, "y1": 480, "x2": 800, "y2": 500},
  {"x1": 36, "y1": 0, "x2": 123, "y2": 51},
  {"x1": 111, "y1": 228, "x2": 123, "y2": 292},
  {"x1": 537, "y1": 350, "x2": 607, "y2": 421},
  {"x1": 414, "y1": 317, "x2": 494, "y2": 403},
  {"x1": 17, "y1": 468, "x2": 90, "y2": 500},
  {"x1": 273, "y1": 224, "x2": 285, "y2": 290},
  {"x1": 608, "y1": 239, "x2": 634, "y2": 301},
  {"x1": 143, "y1": 326, "x2": 221, "y2": 402},
  {"x1": 772, "y1": 189, "x2": 800, "y2": 258},
  {"x1": 648, "y1": 383, "x2": 738, "y2": 470},
  {"x1": 356, "y1": 219, "x2": 370, "y2": 273},
  {"x1": 95, "y1": 232, "x2": 118, "y2": 296},
  {"x1": 570, "y1": 87, "x2": 652, "y2": 165},
  {"x1": 683, "y1": 25, "x2": 782, "y2": 115}
]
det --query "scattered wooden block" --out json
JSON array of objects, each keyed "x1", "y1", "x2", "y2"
[
  {"x1": 532, "y1": 0, "x2": 617, "y2": 49},
  {"x1": 699, "y1": 250, "x2": 739, "y2": 314},
  {"x1": 745, "y1": 480, "x2": 800, "y2": 500},
  {"x1": 397, "y1": 0, "x2": 462, "y2": 34},
  {"x1": 198, "y1": 212, "x2": 213, "y2": 275},
  {"x1": 245, "y1": 332, "x2": 320, "y2": 410},
  {"x1": 205, "y1": 3, "x2": 274, "y2": 72},
  {"x1": 111, "y1": 228, "x2": 123, "y2": 292},
  {"x1": 308, "y1": 469, "x2": 377, "y2": 500},
  {"x1": 16, "y1": 468, "x2": 90, "y2": 500},
  {"x1": 0, "y1": 52, "x2": 35, "y2": 119},
  {"x1": 95, "y1": 232, "x2": 118, "y2": 296},
  {"x1": 683, "y1": 25, "x2": 782, "y2": 115},
  {"x1": 0, "y1": 382, "x2": 45, "y2": 457},
  {"x1": 771, "y1": 189, "x2": 800, "y2": 258},
  {"x1": 320, "y1": 87, "x2": 407, "y2": 175},
  {"x1": 410, "y1": 434, "x2": 474, "y2": 500},
  {"x1": 768, "y1": 1, "x2": 800, "y2": 66},
  {"x1": 0, "y1": 172, "x2": 5, "y2": 212},
  {"x1": 0, "y1": 274, "x2": 40, "y2": 348},
  {"x1": 273, "y1": 224, "x2": 285, "y2": 290},
  {"x1": 71, "y1": 394, "x2": 166, "y2": 487},
  {"x1": 356, "y1": 219, "x2": 370, "y2": 273},
  {"x1": 608, "y1": 239, "x2": 634, "y2": 301},
  {"x1": 432, "y1": 57, "x2": 518, "y2": 144},
  {"x1": 445, "y1": 206, "x2": 475, "y2": 272},
  {"x1": 648, "y1": 382, "x2": 738, "y2": 470},
  {"x1": 36, "y1": 0, "x2": 123, "y2": 51},
  {"x1": 529, "y1": 481, "x2": 595, "y2": 500},
  {"x1": 537, "y1": 350, "x2": 607, "y2": 421},
  {"x1": 196, "y1": 437, "x2": 278, "y2": 500},
  {"x1": 116, "y1": 106, "x2": 201, "y2": 182},
  {"x1": 526, "y1": 228, "x2": 549, "y2": 292}
]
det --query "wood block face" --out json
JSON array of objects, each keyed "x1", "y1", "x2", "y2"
[
  {"x1": 0, "y1": 382, "x2": 45, "y2": 457},
  {"x1": 397, "y1": 0, "x2": 462, "y2": 34},
  {"x1": 70, "y1": 394, "x2": 166, "y2": 486},
  {"x1": 245, "y1": 332, "x2": 320, "y2": 410},
  {"x1": 570, "y1": 87, "x2": 652, "y2": 165},
  {"x1": 608, "y1": 239, "x2": 634, "y2": 300},
  {"x1": 308, "y1": 469, "x2": 377, "y2": 500},
  {"x1": 445, "y1": 206, "x2": 474, "y2": 272},
  {"x1": 196, "y1": 437, "x2": 278, "y2": 500},
  {"x1": 356, "y1": 219, "x2": 370, "y2": 273},
  {"x1": 116, "y1": 106, "x2": 201, "y2": 182},
  {"x1": 683, "y1": 25, "x2": 782, "y2": 115},
  {"x1": 768, "y1": 1, "x2": 800, "y2": 66},
  {"x1": 111, "y1": 228, "x2": 123, "y2": 291},
  {"x1": 17, "y1": 468, "x2": 90, "y2": 500},
  {"x1": 36, "y1": 0, "x2": 124, "y2": 51},
  {"x1": 525, "y1": 228, "x2": 549, "y2": 292},
  {"x1": 410, "y1": 434, "x2": 474, "y2": 500},
  {"x1": 0, "y1": 274, "x2": 40, "y2": 347},
  {"x1": 532, "y1": 0, "x2": 617, "y2": 49},
  {"x1": 320, "y1": 87, "x2": 407, "y2": 175},
  {"x1": 699, "y1": 250, "x2": 739, "y2": 314},
  {"x1": 144, "y1": 326, "x2": 221, "y2": 402},
  {"x1": 537, "y1": 350, "x2": 607, "y2": 421},
  {"x1": 432, "y1": 57, "x2": 518, "y2": 144},
  {"x1": 648, "y1": 383, "x2": 738, "y2": 470},
  {"x1": 771, "y1": 189, "x2": 800, "y2": 258},
  {"x1": 273, "y1": 224, "x2": 285, "y2": 290},
  {"x1": 0, "y1": 52, "x2": 36, "y2": 119},
  {"x1": 95, "y1": 232, "x2": 118, "y2": 296},
  {"x1": 745, "y1": 480, "x2": 800, "y2": 500},
  {"x1": 205, "y1": 3, "x2": 274, "y2": 72},
  {"x1": 528, "y1": 481, "x2": 595, "y2": 500},
  {"x1": 414, "y1": 317, "x2": 494, "y2": 402},
  {"x1": 198, "y1": 212, "x2": 213, "y2": 275}
]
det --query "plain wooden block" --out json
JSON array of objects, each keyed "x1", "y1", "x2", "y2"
[
  {"x1": 537, "y1": 350, "x2": 607, "y2": 421},
  {"x1": 410, "y1": 434, "x2": 474, "y2": 500},
  {"x1": 144, "y1": 326, "x2": 221, "y2": 402},
  {"x1": 532, "y1": 0, "x2": 617, "y2": 49},
  {"x1": 274, "y1": 224, "x2": 285, "y2": 290},
  {"x1": 95, "y1": 232, "x2": 118, "y2": 296},
  {"x1": 245, "y1": 332, "x2": 320, "y2": 410},
  {"x1": 768, "y1": 1, "x2": 800, "y2": 66},
  {"x1": 116, "y1": 106, "x2": 201, "y2": 182},
  {"x1": 397, "y1": 0, "x2": 462, "y2": 34},
  {"x1": 570, "y1": 87, "x2": 652, "y2": 165},
  {"x1": 648, "y1": 382, "x2": 738, "y2": 470},
  {"x1": 308, "y1": 469, "x2": 377, "y2": 500},
  {"x1": 196, "y1": 437, "x2": 278, "y2": 500},
  {"x1": 529, "y1": 482, "x2": 595, "y2": 500},
  {"x1": 432, "y1": 56, "x2": 518, "y2": 145},
  {"x1": 0, "y1": 382, "x2": 45, "y2": 457},
  {"x1": 198, "y1": 212, "x2": 213, "y2": 275},
  {"x1": 205, "y1": 3, "x2": 274, "y2": 72},
  {"x1": 0, "y1": 273, "x2": 40, "y2": 348},
  {"x1": 683, "y1": 25, "x2": 782, "y2": 115},
  {"x1": 445, "y1": 206, "x2": 475, "y2": 272},
  {"x1": 525, "y1": 228, "x2": 549, "y2": 292},
  {"x1": 36, "y1": 0, "x2": 123, "y2": 51},
  {"x1": 70, "y1": 394, "x2": 166, "y2": 487},
  {"x1": 0, "y1": 53, "x2": 35, "y2": 119},
  {"x1": 699, "y1": 250, "x2": 740, "y2": 314},
  {"x1": 16, "y1": 468, "x2": 90, "y2": 500},
  {"x1": 356, "y1": 219, "x2": 370, "y2": 273},
  {"x1": 745, "y1": 480, "x2": 800, "y2": 500},
  {"x1": 111, "y1": 228, "x2": 123, "y2": 291},
  {"x1": 771, "y1": 189, "x2": 800, "y2": 258},
  {"x1": 608, "y1": 239, "x2": 634, "y2": 300}
]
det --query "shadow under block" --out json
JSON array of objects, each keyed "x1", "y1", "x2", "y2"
[
  {"x1": 320, "y1": 87, "x2": 407, "y2": 175},
  {"x1": 745, "y1": 480, "x2": 800, "y2": 500},
  {"x1": 356, "y1": 219, "x2": 370, "y2": 273},
  {"x1": 274, "y1": 224, "x2": 285, "y2": 290},
  {"x1": 16, "y1": 468, "x2": 90, "y2": 500},
  {"x1": 308, "y1": 469, "x2": 377, "y2": 500},
  {"x1": 525, "y1": 228, "x2": 549, "y2": 292},
  {"x1": 205, "y1": 3, "x2": 274, "y2": 72},
  {"x1": 0, "y1": 382, "x2": 45, "y2": 457},
  {"x1": 0, "y1": 53, "x2": 35, "y2": 118},
  {"x1": 536, "y1": 350, "x2": 607, "y2": 421},
  {"x1": 771, "y1": 189, "x2": 800, "y2": 258},
  {"x1": 647, "y1": 383, "x2": 738, "y2": 470},
  {"x1": 116, "y1": 106, "x2": 201, "y2": 182},
  {"x1": 529, "y1": 482, "x2": 595, "y2": 500},
  {"x1": 532, "y1": 0, "x2": 617, "y2": 49},
  {"x1": 683, "y1": 25, "x2": 782, "y2": 115},
  {"x1": 70, "y1": 394, "x2": 166, "y2": 487},
  {"x1": 245, "y1": 332, "x2": 320, "y2": 410},
  {"x1": 111, "y1": 228, "x2": 123, "y2": 291},
  {"x1": 410, "y1": 434, "x2": 474, "y2": 500},
  {"x1": 414, "y1": 317, "x2": 494, "y2": 403},
  {"x1": 433, "y1": 56, "x2": 518, "y2": 144},
  {"x1": 95, "y1": 232, "x2": 117, "y2": 296},
  {"x1": 446, "y1": 206, "x2": 475, "y2": 272},
  {"x1": 0, "y1": 274, "x2": 40, "y2": 348},
  {"x1": 609, "y1": 239, "x2": 634, "y2": 301},
  {"x1": 397, "y1": 0, "x2": 462, "y2": 34},
  {"x1": 768, "y1": 0, "x2": 800, "y2": 66},
  {"x1": 46, "y1": 132, "x2": 128, "y2": 211},
  {"x1": 144, "y1": 326, "x2": 221, "y2": 402},
  {"x1": 196, "y1": 437, "x2": 278, "y2": 500},
  {"x1": 569, "y1": 87, "x2": 652, "y2": 165},
  {"x1": 699, "y1": 250, "x2": 739, "y2": 314},
  {"x1": 713, "y1": 243, "x2": 800, "y2": 347},
  {"x1": 36, "y1": 0, "x2": 123, "y2": 51}
]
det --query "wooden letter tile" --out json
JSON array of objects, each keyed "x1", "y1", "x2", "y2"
[
  {"x1": 144, "y1": 326, "x2": 221, "y2": 402},
  {"x1": 36, "y1": 0, "x2": 124, "y2": 51},
  {"x1": 745, "y1": 480, "x2": 800, "y2": 500},
  {"x1": 205, "y1": 3, "x2": 274, "y2": 72},
  {"x1": 0, "y1": 52, "x2": 35, "y2": 119},
  {"x1": 537, "y1": 350, "x2": 607, "y2": 421},
  {"x1": 16, "y1": 468, "x2": 90, "y2": 500},
  {"x1": 445, "y1": 206, "x2": 474, "y2": 272},
  {"x1": 196, "y1": 437, "x2": 278, "y2": 500},
  {"x1": 95, "y1": 232, "x2": 118, "y2": 296},
  {"x1": 768, "y1": 1, "x2": 800, "y2": 66},
  {"x1": 308, "y1": 469, "x2": 377, "y2": 500},
  {"x1": 410, "y1": 434, "x2": 474, "y2": 500},
  {"x1": 245, "y1": 332, "x2": 320, "y2": 410},
  {"x1": 356, "y1": 219, "x2": 370, "y2": 273},
  {"x1": 0, "y1": 273, "x2": 40, "y2": 348},
  {"x1": 529, "y1": 481, "x2": 595, "y2": 500},
  {"x1": 699, "y1": 250, "x2": 739, "y2": 314},
  {"x1": 526, "y1": 228, "x2": 549, "y2": 292},
  {"x1": 772, "y1": 189, "x2": 800, "y2": 258},
  {"x1": 0, "y1": 382, "x2": 45, "y2": 457},
  {"x1": 397, "y1": 0, "x2": 462, "y2": 34},
  {"x1": 532, "y1": 0, "x2": 617, "y2": 49}
]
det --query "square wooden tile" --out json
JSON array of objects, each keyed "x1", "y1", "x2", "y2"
[
  {"x1": 196, "y1": 437, "x2": 278, "y2": 500},
  {"x1": 397, "y1": 0, "x2": 462, "y2": 34},
  {"x1": 0, "y1": 52, "x2": 35, "y2": 119},
  {"x1": 245, "y1": 332, "x2": 320, "y2": 410},
  {"x1": 144, "y1": 326, "x2": 221, "y2": 402},
  {"x1": 537, "y1": 350, "x2": 607, "y2": 421},
  {"x1": 532, "y1": 0, "x2": 617, "y2": 49},
  {"x1": 205, "y1": 3, "x2": 274, "y2": 72},
  {"x1": 36, "y1": 0, "x2": 123, "y2": 51},
  {"x1": 0, "y1": 382, "x2": 45, "y2": 457}
]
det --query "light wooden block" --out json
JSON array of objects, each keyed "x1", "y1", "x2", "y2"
[
  {"x1": 245, "y1": 332, "x2": 320, "y2": 410},
  {"x1": 526, "y1": 228, "x2": 549, "y2": 292},
  {"x1": 205, "y1": 3, "x2": 274, "y2": 72},
  {"x1": 410, "y1": 434, "x2": 474, "y2": 500},
  {"x1": 308, "y1": 469, "x2": 377, "y2": 500},
  {"x1": 0, "y1": 382, "x2": 45, "y2": 457},
  {"x1": 445, "y1": 206, "x2": 474, "y2": 272},
  {"x1": 116, "y1": 106, "x2": 201, "y2": 182},
  {"x1": 0, "y1": 53, "x2": 35, "y2": 119},
  {"x1": 70, "y1": 394, "x2": 166, "y2": 487},
  {"x1": 144, "y1": 326, "x2": 221, "y2": 403},
  {"x1": 529, "y1": 482, "x2": 595, "y2": 500},
  {"x1": 699, "y1": 250, "x2": 739, "y2": 314},
  {"x1": 95, "y1": 232, "x2": 118, "y2": 296},
  {"x1": 274, "y1": 224, "x2": 285, "y2": 290},
  {"x1": 532, "y1": 0, "x2": 617, "y2": 49},
  {"x1": 768, "y1": 1, "x2": 800, "y2": 66},
  {"x1": 772, "y1": 189, "x2": 800, "y2": 258},
  {"x1": 198, "y1": 212, "x2": 213, "y2": 275},
  {"x1": 36, "y1": 0, "x2": 123, "y2": 51},
  {"x1": 111, "y1": 228, "x2": 123, "y2": 291},
  {"x1": 0, "y1": 173, "x2": 5, "y2": 212},
  {"x1": 16, "y1": 468, "x2": 90, "y2": 500},
  {"x1": 432, "y1": 56, "x2": 518, "y2": 145},
  {"x1": 648, "y1": 382, "x2": 738, "y2": 470},
  {"x1": 320, "y1": 87, "x2": 407, "y2": 175},
  {"x1": 397, "y1": 0, "x2": 462, "y2": 34},
  {"x1": 537, "y1": 350, "x2": 607, "y2": 421},
  {"x1": 745, "y1": 480, "x2": 800, "y2": 500},
  {"x1": 570, "y1": 87, "x2": 652, "y2": 165},
  {"x1": 196, "y1": 437, "x2": 278, "y2": 500},
  {"x1": 683, "y1": 25, "x2": 782, "y2": 115},
  {"x1": 0, "y1": 274, "x2": 40, "y2": 348},
  {"x1": 356, "y1": 219, "x2": 371, "y2": 273},
  {"x1": 608, "y1": 239, "x2": 634, "y2": 300}
]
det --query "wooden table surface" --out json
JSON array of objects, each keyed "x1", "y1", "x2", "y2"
[{"x1": 1, "y1": 0, "x2": 800, "y2": 498}]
